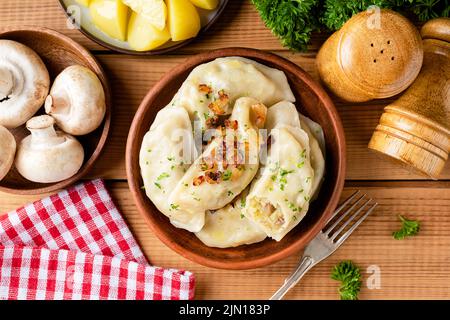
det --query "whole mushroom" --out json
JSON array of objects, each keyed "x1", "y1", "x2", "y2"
[
  {"x1": 0, "y1": 125, "x2": 16, "y2": 181},
  {"x1": 45, "y1": 65, "x2": 106, "y2": 135},
  {"x1": 15, "y1": 115, "x2": 84, "y2": 183},
  {"x1": 0, "y1": 40, "x2": 50, "y2": 128}
]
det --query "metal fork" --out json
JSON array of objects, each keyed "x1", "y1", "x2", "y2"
[{"x1": 270, "y1": 191, "x2": 377, "y2": 300}]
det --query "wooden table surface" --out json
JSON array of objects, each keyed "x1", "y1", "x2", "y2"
[{"x1": 1, "y1": 0, "x2": 450, "y2": 300}]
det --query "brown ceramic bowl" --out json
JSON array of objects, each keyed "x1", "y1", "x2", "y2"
[
  {"x1": 126, "y1": 48, "x2": 346, "y2": 269},
  {"x1": 0, "y1": 27, "x2": 111, "y2": 195},
  {"x1": 58, "y1": 0, "x2": 229, "y2": 55}
]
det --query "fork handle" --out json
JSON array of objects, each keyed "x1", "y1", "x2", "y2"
[{"x1": 269, "y1": 256, "x2": 315, "y2": 300}]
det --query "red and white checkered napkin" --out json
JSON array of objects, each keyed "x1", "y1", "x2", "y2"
[{"x1": 0, "y1": 179, "x2": 195, "y2": 300}]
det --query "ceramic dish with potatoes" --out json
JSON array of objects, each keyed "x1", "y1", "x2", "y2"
[
  {"x1": 0, "y1": 27, "x2": 110, "y2": 194},
  {"x1": 127, "y1": 48, "x2": 346, "y2": 269},
  {"x1": 60, "y1": 0, "x2": 228, "y2": 54}
]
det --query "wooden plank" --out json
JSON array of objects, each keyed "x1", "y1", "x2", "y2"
[
  {"x1": 1, "y1": 182, "x2": 449, "y2": 299},
  {"x1": 86, "y1": 54, "x2": 450, "y2": 180}
]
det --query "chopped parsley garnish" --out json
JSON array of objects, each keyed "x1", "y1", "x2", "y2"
[
  {"x1": 167, "y1": 156, "x2": 175, "y2": 161},
  {"x1": 222, "y1": 170, "x2": 232, "y2": 181},
  {"x1": 297, "y1": 161, "x2": 305, "y2": 169},
  {"x1": 240, "y1": 213, "x2": 245, "y2": 219},
  {"x1": 280, "y1": 169, "x2": 294, "y2": 177},
  {"x1": 393, "y1": 215, "x2": 420, "y2": 240},
  {"x1": 170, "y1": 204, "x2": 180, "y2": 210},
  {"x1": 154, "y1": 182, "x2": 162, "y2": 189},
  {"x1": 170, "y1": 165, "x2": 175, "y2": 170},
  {"x1": 227, "y1": 190, "x2": 234, "y2": 197},
  {"x1": 240, "y1": 198, "x2": 246, "y2": 208},
  {"x1": 157, "y1": 172, "x2": 170, "y2": 181}
]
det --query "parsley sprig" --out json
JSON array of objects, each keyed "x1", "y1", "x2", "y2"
[
  {"x1": 392, "y1": 215, "x2": 420, "y2": 240},
  {"x1": 331, "y1": 260, "x2": 362, "y2": 300}
]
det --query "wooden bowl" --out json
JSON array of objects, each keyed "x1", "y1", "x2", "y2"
[
  {"x1": 0, "y1": 27, "x2": 111, "y2": 195},
  {"x1": 58, "y1": 0, "x2": 229, "y2": 55},
  {"x1": 126, "y1": 48, "x2": 346, "y2": 269}
]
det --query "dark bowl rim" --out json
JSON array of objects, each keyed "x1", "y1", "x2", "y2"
[
  {"x1": 126, "y1": 47, "x2": 346, "y2": 269},
  {"x1": 57, "y1": 0, "x2": 230, "y2": 55}
]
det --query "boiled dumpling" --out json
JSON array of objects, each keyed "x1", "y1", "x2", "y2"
[
  {"x1": 139, "y1": 106, "x2": 202, "y2": 232},
  {"x1": 171, "y1": 57, "x2": 295, "y2": 131},
  {"x1": 168, "y1": 97, "x2": 267, "y2": 232},
  {"x1": 244, "y1": 125, "x2": 315, "y2": 241},
  {"x1": 195, "y1": 189, "x2": 267, "y2": 248},
  {"x1": 299, "y1": 114, "x2": 325, "y2": 198},
  {"x1": 267, "y1": 101, "x2": 325, "y2": 197}
]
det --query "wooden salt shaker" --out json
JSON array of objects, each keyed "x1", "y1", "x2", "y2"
[
  {"x1": 317, "y1": 9, "x2": 423, "y2": 102},
  {"x1": 368, "y1": 18, "x2": 450, "y2": 179}
]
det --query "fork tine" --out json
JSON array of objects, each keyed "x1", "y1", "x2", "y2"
[
  {"x1": 323, "y1": 193, "x2": 365, "y2": 236},
  {"x1": 326, "y1": 190, "x2": 360, "y2": 224},
  {"x1": 329, "y1": 198, "x2": 371, "y2": 241},
  {"x1": 335, "y1": 202, "x2": 378, "y2": 245}
]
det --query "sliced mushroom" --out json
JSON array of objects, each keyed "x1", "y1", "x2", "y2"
[
  {"x1": 15, "y1": 115, "x2": 84, "y2": 183},
  {"x1": 45, "y1": 65, "x2": 106, "y2": 135},
  {"x1": 0, "y1": 125, "x2": 16, "y2": 181},
  {"x1": 0, "y1": 40, "x2": 50, "y2": 128}
]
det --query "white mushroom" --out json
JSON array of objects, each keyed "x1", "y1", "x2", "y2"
[
  {"x1": 0, "y1": 125, "x2": 16, "y2": 181},
  {"x1": 15, "y1": 115, "x2": 84, "y2": 183},
  {"x1": 0, "y1": 40, "x2": 50, "y2": 128},
  {"x1": 45, "y1": 65, "x2": 106, "y2": 135}
]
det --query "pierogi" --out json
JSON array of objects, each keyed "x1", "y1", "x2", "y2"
[{"x1": 139, "y1": 57, "x2": 326, "y2": 247}]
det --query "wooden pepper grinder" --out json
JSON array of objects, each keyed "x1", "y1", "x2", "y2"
[{"x1": 368, "y1": 18, "x2": 450, "y2": 179}]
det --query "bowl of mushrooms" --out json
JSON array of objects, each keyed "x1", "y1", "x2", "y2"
[{"x1": 0, "y1": 27, "x2": 111, "y2": 194}]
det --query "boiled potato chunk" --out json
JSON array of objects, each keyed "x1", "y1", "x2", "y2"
[
  {"x1": 128, "y1": 12, "x2": 170, "y2": 51},
  {"x1": 75, "y1": 0, "x2": 91, "y2": 6},
  {"x1": 189, "y1": 0, "x2": 218, "y2": 10},
  {"x1": 90, "y1": 0, "x2": 129, "y2": 41},
  {"x1": 123, "y1": 0, "x2": 167, "y2": 31},
  {"x1": 167, "y1": 0, "x2": 201, "y2": 42}
]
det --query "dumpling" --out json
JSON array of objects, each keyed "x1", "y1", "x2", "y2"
[
  {"x1": 195, "y1": 189, "x2": 267, "y2": 248},
  {"x1": 244, "y1": 126, "x2": 315, "y2": 241},
  {"x1": 171, "y1": 57, "x2": 295, "y2": 131},
  {"x1": 168, "y1": 97, "x2": 267, "y2": 231},
  {"x1": 299, "y1": 114, "x2": 325, "y2": 198},
  {"x1": 266, "y1": 101, "x2": 325, "y2": 197},
  {"x1": 139, "y1": 106, "x2": 202, "y2": 231}
]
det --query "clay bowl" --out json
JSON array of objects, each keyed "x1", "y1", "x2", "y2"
[
  {"x1": 126, "y1": 48, "x2": 346, "y2": 269},
  {"x1": 0, "y1": 27, "x2": 111, "y2": 195},
  {"x1": 58, "y1": 0, "x2": 229, "y2": 55}
]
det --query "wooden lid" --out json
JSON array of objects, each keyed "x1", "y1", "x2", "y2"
[
  {"x1": 338, "y1": 10, "x2": 423, "y2": 98},
  {"x1": 421, "y1": 17, "x2": 450, "y2": 42}
]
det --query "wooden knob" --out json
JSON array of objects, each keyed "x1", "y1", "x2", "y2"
[
  {"x1": 317, "y1": 9, "x2": 423, "y2": 102},
  {"x1": 369, "y1": 18, "x2": 450, "y2": 179}
]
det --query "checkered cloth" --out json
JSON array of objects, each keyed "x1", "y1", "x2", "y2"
[{"x1": 0, "y1": 179, "x2": 195, "y2": 300}]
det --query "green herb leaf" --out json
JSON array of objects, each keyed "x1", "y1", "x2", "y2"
[
  {"x1": 170, "y1": 203, "x2": 180, "y2": 210},
  {"x1": 392, "y1": 215, "x2": 420, "y2": 240},
  {"x1": 154, "y1": 182, "x2": 162, "y2": 189},
  {"x1": 252, "y1": 0, "x2": 321, "y2": 51},
  {"x1": 331, "y1": 260, "x2": 362, "y2": 300},
  {"x1": 157, "y1": 172, "x2": 170, "y2": 181},
  {"x1": 222, "y1": 170, "x2": 232, "y2": 181}
]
